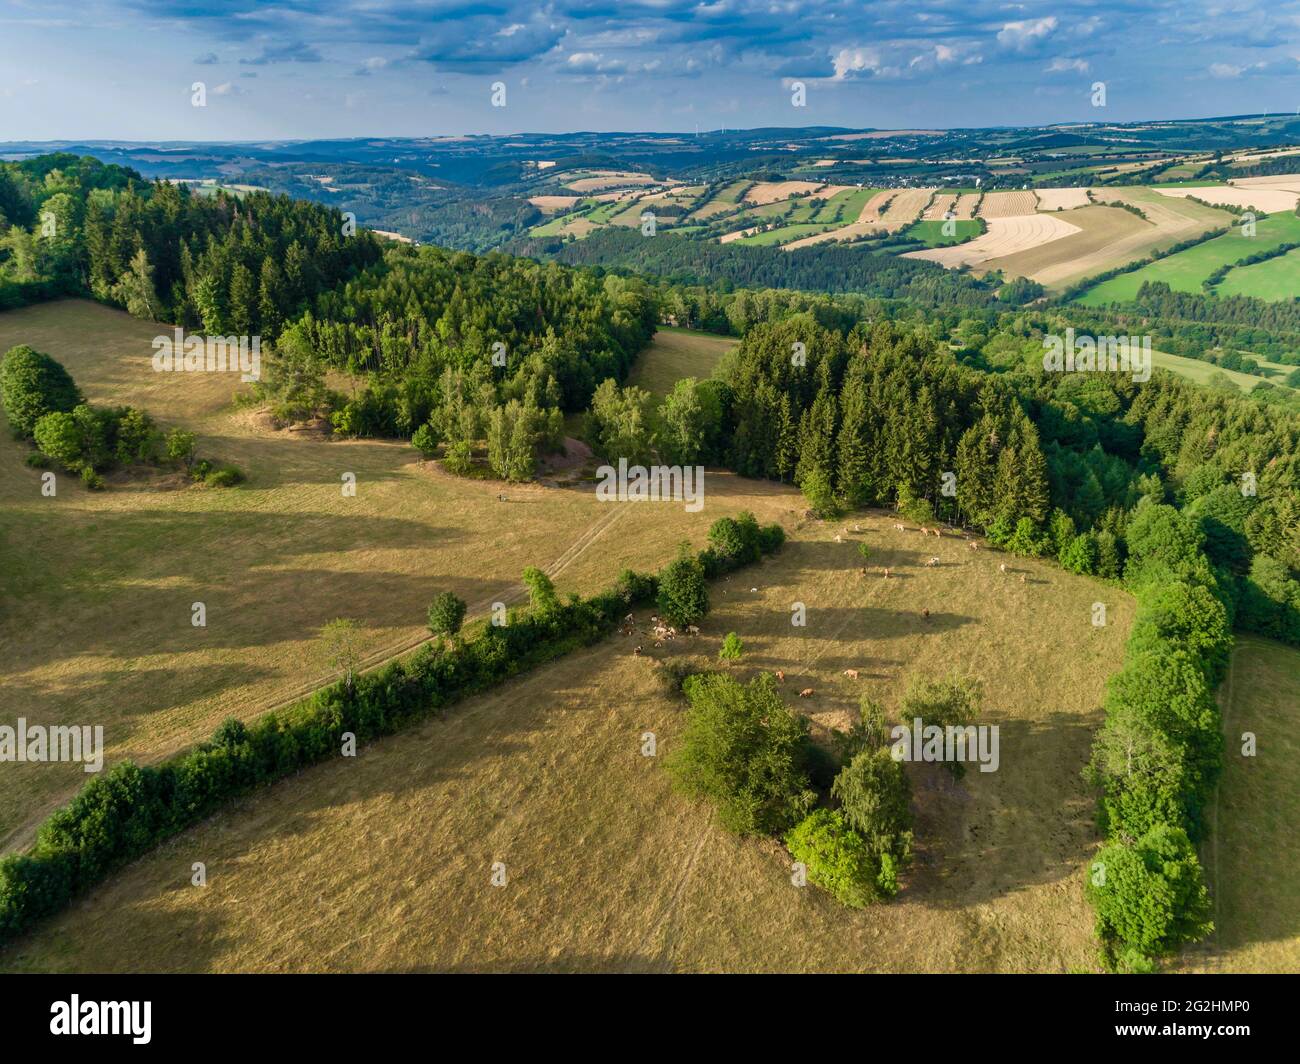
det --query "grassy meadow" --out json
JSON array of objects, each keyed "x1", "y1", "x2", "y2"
[
  {"x1": 0, "y1": 300, "x2": 783, "y2": 850},
  {"x1": 0, "y1": 518, "x2": 1134, "y2": 973},
  {"x1": 1182, "y1": 639, "x2": 1300, "y2": 973},
  {"x1": 624, "y1": 326, "x2": 736, "y2": 396}
]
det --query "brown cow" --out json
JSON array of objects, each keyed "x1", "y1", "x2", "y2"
[
  {"x1": 843, "y1": 669, "x2": 860, "y2": 679},
  {"x1": 776, "y1": 669, "x2": 785, "y2": 682},
  {"x1": 798, "y1": 688, "x2": 814, "y2": 698}
]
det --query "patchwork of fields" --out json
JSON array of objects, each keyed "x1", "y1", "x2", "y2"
[{"x1": 1078, "y1": 210, "x2": 1300, "y2": 305}]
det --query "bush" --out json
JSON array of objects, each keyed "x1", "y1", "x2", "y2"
[
  {"x1": 785, "y1": 809, "x2": 885, "y2": 907},
  {"x1": 718, "y1": 632, "x2": 744, "y2": 661},
  {"x1": 203, "y1": 465, "x2": 245, "y2": 488},
  {"x1": 668, "y1": 672, "x2": 815, "y2": 836},
  {"x1": 657, "y1": 545, "x2": 709, "y2": 627},
  {"x1": 898, "y1": 673, "x2": 982, "y2": 778},
  {"x1": 0, "y1": 344, "x2": 81, "y2": 437},
  {"x1": 1087, "y1": 823, "x2": 1213, "y2": 964}
]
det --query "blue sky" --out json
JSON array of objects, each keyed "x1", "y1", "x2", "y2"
[{"x1": 2, "y1": 1, "x2": 1299, "y2": 140}]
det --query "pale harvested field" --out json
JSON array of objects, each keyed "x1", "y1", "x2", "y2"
[
  {"x1": 1035, "y1": 188, "x2": 1091, "y2": 212},
  {"x1": 1230, "y1": 173, "x2": 1300, "y2": 193},
  {"x1": 565, "y1": 172, "x2": 658, "y2": 193},
  {"x1": 951, "y1": 193, "x2": 980, "y2": 219},
  {"x1": 0, "y1": 300, "x2": 796, "y2": 850},
  {"x1": 0, "y1": 519, "x2": 1134, "y2": 974},
  {"x1": 904, "y1": 212, "x2": 1081, "y2": 269},
  {"x1": 978, "y1": 191, "x2": 1039, "y2": 218},
  {"x1": 878, "y1": 189, "x2": 933, "y2": 231},
  {"x1": 719, "y1": 226, "x2": 760, "y2": 243},
  {"x1": 1157, "y1": 185, "x2": 1300, "y2": 214},
  {"x1": 923, "y1": 193, "x2": 956, "y2": 220},
  {"x1": 743, "y1": 181, "x2": 846, "y2": 205},
  {"x1": 527, "y1": 195, "x2": 579, "y2": 213},
  {"x1": 979, "y1": 190, "x2": 1232, "y2": 290}
]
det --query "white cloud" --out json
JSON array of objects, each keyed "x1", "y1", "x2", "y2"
[
  {"x1": 1046, "y1": 57, "x2": 1090, "y2": 74},
  {"x1": 998, "y1": 17, "x2": 1059, "y2": 52}
]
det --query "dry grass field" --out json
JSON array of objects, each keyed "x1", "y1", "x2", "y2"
[
  {"x1": 0, "y1": 518, "x2": 1135, "y2": 973},
  {"x1": 878, "y1": 189, "x2": 934, "y2": 231},
  {"x1": 782, "y1": 190, "x2": 895, "y2": 248},
  {"x1": 1181, "y1": 639, "x2": 1300, "y2": 974},
  {"x1": 923, "y1": 193, "x2": 956, "y2": 220},
  {"x1": 0, "y1": 300, "x2": 791, "y2": 852}
]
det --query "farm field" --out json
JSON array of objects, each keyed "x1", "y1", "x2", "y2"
[
  {"x1": 625, "y1": 327, "x2": 737, "y2": 396},
  {"x1": 1035, "y1": 188, "x2": 1091, "y2": 211},
  {"x1": 903, "y1": 212, "x2": 1081, "y2": 270},
  {"x1": 1150, "y1": 349, "x2": 1298, "y2": 394},
  {"x1": 0, "y1": 301, "x2": 785, "y2": 851},
  {"x1": 905, "y1": 219, "x2": 984, "y2": 247},
  {"x1": 0, "y1": 519, "x2": 1135, "y2": 973},
  {"x1": 1157, "y1": 185, "x2": 1300, "y2": 214},
  {"x1": 978, "y1": 190, "x2": 1039, "y2": 218},
  {"x1": 1182, "y1": 639, "x2": 1300, "y2": 973},
  {"x1": 1077, "y1": 210, "x2": 1300, "y2": 305},
  {"x1": 982, "y1": 191, "x2": 1231, "y2": 290},
  {"x1": 1215, "y1": 246, "x2": 1300, "y2": 301}
]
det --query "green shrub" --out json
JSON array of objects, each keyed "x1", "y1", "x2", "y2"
[
  {"x1": 668, "y1": 672, "x2": 815, "y2": 836},
  {"x1": 831, "y1": 747, "x2": 912, "y2": 865},
  {"x1": 785, "y1": 809, "x2": 883, "y2": 907},
  {"x1": 203, "y1": 465, "x2": 245, "y2": 488},
  {"x1": 718, "y1": 632, "x2": 744, "y2": 661},
  {"x1": 1087, "y1": 824, "x2": 1213, "y2": 963},
  {"x1": 657, "y1": 545, "x2": 709, "y2": 627}
]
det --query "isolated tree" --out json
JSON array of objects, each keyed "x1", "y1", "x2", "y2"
[
  {"x1": 427, "y1": 592, "x2": 467, "y2": 644},
  {"x1": 0, "y1": 344, "x2": 81, "y2": 437},
  {"x1": 320, "y1": 617, "x2": 363, "y2": 691}
]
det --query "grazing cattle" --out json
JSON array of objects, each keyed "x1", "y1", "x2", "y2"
[
  {"x1": 854, "y1": 524, "x2": 861, "y2": 533},
  {"x1": 834, "y1": 534, "x2": 843, "y2": 544},
  {"x1": 750, "y1": 587, "x2": 757, "y2": 593},
  {"x1": 1020, "y1": 574, "x2": 1027, "y2": 584},
  {"x1": 686, "y1": 625, "x2": 700, "y2": 636},
  {"x1": 969, "y1": 541, "x2": 980, "y2": 551},
  {"x1": 921, "y1": 608, "x2": 930, "y2": 620},
  {"x1": 894, "y1": 523, "x2": 905, "y2": 532},
  {"x1": 999, "y1": 563, "x2": 1008, "y2": 573},
  {"x1": 633, "y1": 645, "x2": 643, "y2": 656},
  {"x1": 843, "y1": 669, "x2": 860, "y2": 679},
  {"x1": 798, "y1": 688, "x2": 814, "y2": 698},
  {"x1": 776, "y1": 670, "x2": 785, "y2": 682},
  {"x1": 926, "y1": 556, "x2": 940, "y2": 567},
  {"x1": 882, "y1": 567, "x2": 890, "y2": 579}
]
